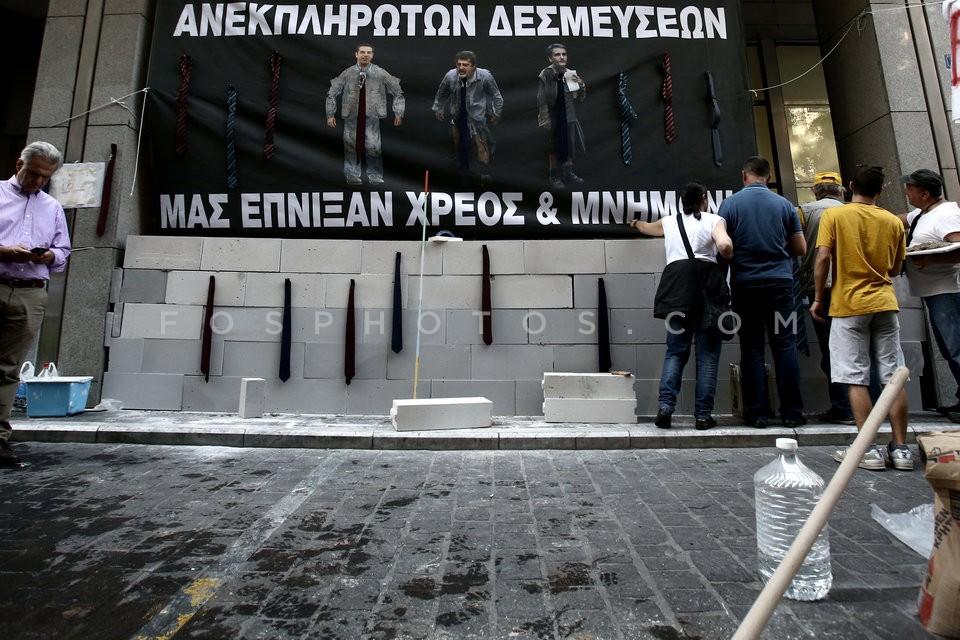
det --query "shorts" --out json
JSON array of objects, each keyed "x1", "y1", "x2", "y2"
[{"x1": 829, "y1": 311, "x2": 905, "y2": 386}]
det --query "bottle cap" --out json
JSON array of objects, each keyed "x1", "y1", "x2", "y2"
[{"x1": 775, "y1": 438, "x2": 798, "y2": 452}]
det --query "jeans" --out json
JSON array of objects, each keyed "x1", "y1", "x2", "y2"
[
  {"x1": 343, "y1": 116, "x2": 383, "y2": 179},
  {"x1": 658, "y1": 315, "x2": 723, "y2": 419},
  {"x1": 924, "y1": 291, "x2": 960, "y2": 401},
  {"x1": 732, "y1": 280, "x2": 803, "y2": 421}
]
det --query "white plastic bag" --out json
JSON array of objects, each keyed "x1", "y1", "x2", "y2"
[
  {"x1": 36, "y1": 362, "x2": 59, "y2": 378},
  {"x1": 870, "y1": 503, "x2": 934, "y2": 559}
]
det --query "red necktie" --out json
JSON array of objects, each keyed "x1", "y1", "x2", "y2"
[
  {"x1": 175, "y1": 54, "x2": 192, "y2": 155},
  {"x1": 264, "y1": 51, "x2": 282, "y2": 159}
]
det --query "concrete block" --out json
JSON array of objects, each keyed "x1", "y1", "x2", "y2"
[
  {"x1": 526, "y1": 309, "x2": 596, "y2": 345},
  {"x1": 165, "y1": 271, "x2": 246, "y2": 305},
  {"x1": 222, "y1": 341, "x2": 303, "y2": 379},
  {"x1": 109, "y1": 268, "x2": 123, "y2": 303},
  {"x1": 361, "y1": 241, "x2": 442, "y2": 274},
  {"x1": 552, "y1": 345, "x2": 596, "y2": 373},
  {"x1": 181, "y1": 376, "x2": 244, "y2": 412},
  {"x1": 304, "y1": 342, "x2": 387, "y2": 380},
  {"x1": 523, "y1": 240, "x2": 606, "y2": 274},
  {"x1": 239, "y1": 378, "x2": 266, "y2": 418},
  {"x1": 471, "y1": 345, "x2": 555, "y2": 380},
  {"x1": 898, "y1": 307, "x2": 926, "y2": 342},
  {"x1": 431, "y1": 380, "x2": 517, "y2": 415},
  {"x1": 610, "y1": 345, "x2": 639, "y2": 376},
  {"x1": 243, "y1": 273, "x2": 326, "y2": 308},
  {"x1": 391, "y1": 397, "x2": 493, "y2": 431},
  {"x1": 441, "y1": 240, "x2": 526, "y2": 275},
  {"x1": 124, "y1": 236, "x2": 203, "y2": 270},
  {"x1": 516, "y1": 379, "x2": 545, "y2": 416},
  {"x1": 118, "y1": 304, "x2": 203, "y2": 339},
  {"x1": 610, "y1": 309, "x2": 666, "y2": 344},
  {"x1": 200, "y1": 238, "x2": 281, "y2": 272},
  {"x1": 604, "y1": 239, "x2": 666, "y2": 273},
  {"x1": 292, "y1": 307, "x2": 347, "y2": 343},
  {"x1": 280, "y1": 239, "x2": 361, "y2": 273},
  {"x1": 346, "y1": 379, "x2": 423, "y2": 414},
  {"x1": 142, "y1": 338, "x2": 223, "y2": 376},
  {"x1": 326, "y1": 274, "x2": 399, "y2": 309},
  {"x1": 118, "y1": 269, "x2": 167, "y2": 303},
  {"x1": 493, "y1": 275, "x2": 573, "y2": 309},
  {"x1": 106, "y1": 338, "x2": 143, "y2": 372},
  {"x1": 445, "y1": 309, "x2": 529, "y2": 345},
  {"x1": 542, "y1": 398, "x2": 637, "y2": 423},
  {"x1": 202, "y1": 307, "x2": 281, "y2": 342},
  {"x1": 101, "y1": 372, "x2": 184, "y2": 409},
  {"x1": 368, "y1": 308, "x2": 446, "y2": 346},
  {"x1": 413, "y1": 275, "x2": 478, "y2": 309},
  {"x1": 573, "y1": 273, "x2": 656, "y2": 309},
  {"x1": 264, "y1": 379, "x2": 347, "y2": 413},
  {"x1": 386, "y1": 344, "x2": 471, "y2": 380},
  {"x1": 542, "y1": 372, "x2": 636, "y2": 399},
  {"x1": 633, "y1": 379, "x2": 661, "y2": 416}
]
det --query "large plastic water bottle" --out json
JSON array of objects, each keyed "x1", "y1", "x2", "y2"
[{"x1": 754, "y1": 437, "x2": 832, "y2": 601}]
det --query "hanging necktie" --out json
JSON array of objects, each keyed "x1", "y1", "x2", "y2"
[
  {"x1": 457, "y1": 79, "x2": 470, "y2": 171},
  {"x1": 481, "y1": 245, "x2": 493, "y2": 345},
  {"x1": 617, "y1": 72, "x2": 638, "y2": 165},
  {"x1": 391, "y1": 252, "x2": 403, "y2": 353},
  {"x1": 96, "y1": 143, "x2": 116, "y2": 237},
  {"x1": 175, "y1": 54, "x2": 192, "y2": 156},
  {"x1": 264, "y1": 51, "x2": 282, "y2": 159},
  {"x1": 345, "y1": 279, "x2": 356, "y2": 384},
  {"x1": 597, "y1": 278, "x2": 612, "y2": 372},
  {"x1": 554, "y1": 72, "x2": 569, "y2": 165},
  {"x1": 706, "y1": 71, "x2": 723, "y2": 167},
  {"x1": 791, "y1": 258, "x2": 810, "y2": 357},
  {"x1": 356, "y1": 71, "x2": 367, "y2": 164},
  {"x1": 279, "y1": 278, "x2": 292, "y2": 381},
  {"x1": 201, "y1": 275, "x2": 216, "y2": 382},
  {"x1": 662, "y1": 53, "x2": 675, "y2": 144},
  {"x1": 225, "y1": 84, "x2": 239, "y2": 189}
]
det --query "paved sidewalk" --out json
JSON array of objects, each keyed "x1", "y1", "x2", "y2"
[
  {"x1": 8, "y1": 409, "x2": 960, "y2": 451},
  {"x1": 0, "y1": 443, "x2": 937, "y2": 639}
]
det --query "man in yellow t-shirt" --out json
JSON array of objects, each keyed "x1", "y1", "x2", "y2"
[{"x1": 810, "y1": 164, "x2": 911, "y2": 471}]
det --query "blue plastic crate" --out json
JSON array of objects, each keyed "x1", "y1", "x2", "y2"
[{"x1": 26, "y1": 377, "x2": 93, "y2": 417}]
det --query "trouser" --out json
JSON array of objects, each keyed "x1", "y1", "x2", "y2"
[
  {"x1": 924, "y1": 291, "x2": 960, "y2": 401},
  {"x1": 343, "y1": 116, "x2": 383, "y2": 180},
  {"x1": 0, "y1": 285, "x2": 47, "y2": 439}
]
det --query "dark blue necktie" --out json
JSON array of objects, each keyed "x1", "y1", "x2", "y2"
[
  {"x1": 598, "y1": 278, "x2": 611, "y2": 372},
  {"x1": 391, "y1": 252, "x2": 403, "y2": 353},
  {"x1": 617, "y1": 72, "x2": 638, "y2": 166},
  {"x1": 279, "y1": 278, "x2": 291, "y2": 381}
]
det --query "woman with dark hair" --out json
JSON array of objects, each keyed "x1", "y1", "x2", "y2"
[{"x1": 629, "y1": 182, "x2": 734, "y2": 429}]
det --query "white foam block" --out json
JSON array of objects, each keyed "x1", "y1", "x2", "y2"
[
  {"x1": 239, "y1": 377, "x2": 266, "y2": 418},
  {"x1": 542, "y1": 372, "x2": 636, "y2": 399},
  {"x1": 542, "y1": 398, "x2": 637, "y2": 424},
  {"x1": 391, "y1": 397, "x2": 492, "y2": 431}
]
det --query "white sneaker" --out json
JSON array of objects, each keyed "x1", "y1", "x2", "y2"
[
  {"x1": 887, "y1": 444, "x2": 914, "y2": 471},
  {"x1": 833, "y1": 446, "x2": 886, "y2": 471}
]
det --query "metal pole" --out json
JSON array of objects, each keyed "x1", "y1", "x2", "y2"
[
  {"x1": 731, "y1": 366, "x2": 910, "y2": 640},
  {"x1": 412, "y1": 171, "x2": 429, "y2": 398}
]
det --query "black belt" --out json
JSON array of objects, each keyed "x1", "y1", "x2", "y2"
[{"x1": 0, "y1": 278, "x2": 46, "y2": 289}]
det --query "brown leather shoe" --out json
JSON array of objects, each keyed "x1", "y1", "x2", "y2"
[{"x1": 0, "y1": 439, "x2": 20, "y2": 465}]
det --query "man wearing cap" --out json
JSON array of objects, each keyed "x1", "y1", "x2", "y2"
[
  {"x1": 798, "y1": 171, "x2": 855, "y2": 425},
  {"x1": 898, "y1": 169, "x2": 960, "y2": 421},
  {"x1": 811, "y1": 164, "x2": 911, "y2": 470}
]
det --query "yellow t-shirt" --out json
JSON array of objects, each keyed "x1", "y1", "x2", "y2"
[{"x1": 816, "y1": 203, "x2": 905, "y2": 317}]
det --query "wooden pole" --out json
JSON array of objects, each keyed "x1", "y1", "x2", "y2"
[
  {"x1": 413, "y1": 171, "x2": 429, "y2": 399},
  {"x1": 731, "y1": 366, "x2": 910, "y2": 640}
]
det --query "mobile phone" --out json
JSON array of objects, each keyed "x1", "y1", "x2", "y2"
[{"x1": 30, "y1": 247, "x2": 48, "y2": 255}]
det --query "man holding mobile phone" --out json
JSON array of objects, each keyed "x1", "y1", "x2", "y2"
[{"x1": 0, "y1": 141, "x2": 72, "y2": 465}]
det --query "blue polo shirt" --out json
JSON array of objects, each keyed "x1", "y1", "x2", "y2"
[{"x1": 718, "y1": 182, "x2": 801, "y2": 284}]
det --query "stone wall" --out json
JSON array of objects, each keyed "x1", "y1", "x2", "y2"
[{"x1": 102, "y1": 236, "x2": 925, "y2": 417}]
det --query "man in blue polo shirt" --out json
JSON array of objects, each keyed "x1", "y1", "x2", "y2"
[{"x1": 719, "y1": 156, "x2": 807, "y2": 427}]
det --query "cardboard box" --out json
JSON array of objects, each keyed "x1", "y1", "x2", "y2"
[
  {"x1": 26, "y1": 376, "x2": 93, "y2": 417},
  {"x1": 917, "y1": 432, "x2": 960, "y2": 638}
]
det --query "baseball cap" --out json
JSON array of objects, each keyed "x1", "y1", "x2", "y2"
[
  {"x1": 813, "y1": 171, "x2": 842, "y2": 185},
  {"x1": 900, "y1": 169, "x2": 943, "y2": 193}
]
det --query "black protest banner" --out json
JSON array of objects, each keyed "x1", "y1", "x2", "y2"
[{"x1": 145, "y1": 2, "x2": 754, "y2": 239}]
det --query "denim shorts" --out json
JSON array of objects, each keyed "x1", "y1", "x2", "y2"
[{"x1": 829, "y1": 311, "x2": 904, "y2": 385}]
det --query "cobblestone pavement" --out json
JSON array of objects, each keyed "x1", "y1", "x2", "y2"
[{"x1": 0, "y1": 443, "x2": 935, "y2": 639}]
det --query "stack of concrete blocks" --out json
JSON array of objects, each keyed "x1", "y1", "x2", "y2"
[
  {"x1": 102, "y1": 234, "x2": 927, "y2": 417},
  {"x1": 391, "y1": 397, "x2": 492, "y2": 431},
  {"x1": 542, "y1": 373, "x2": 637, "y2": 423}
]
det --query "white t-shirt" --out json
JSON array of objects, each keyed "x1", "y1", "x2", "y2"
[
  {"x1": 904, "y1": 200, "x2": 960, "y2": 298},
  {"x1": 662, "y1": 212, "x2": 723, "y2": 264}
]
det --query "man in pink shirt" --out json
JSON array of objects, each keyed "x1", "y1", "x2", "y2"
[{"x1": 0, "y1": 142, "x2": 72, "y2": 465}]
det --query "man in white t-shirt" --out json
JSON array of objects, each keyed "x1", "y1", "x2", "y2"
[{"x1": 898, "y1": 169, "x2": 960, "y2": 421}]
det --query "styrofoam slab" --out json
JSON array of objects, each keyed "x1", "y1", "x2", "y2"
[
  {"x1": 542, "y1": 372, "x2": 636, "y2": 399},
  {"x1": 392, "y1": 397, "x2": 492, "y2": 431},
  {"x1": 542, "y1": 398, "x2": 637, "y2": 424}
]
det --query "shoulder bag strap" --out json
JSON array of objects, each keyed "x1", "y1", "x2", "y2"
[{"x1": 676, "y1": 213, "x2": 696, "y2": 260}]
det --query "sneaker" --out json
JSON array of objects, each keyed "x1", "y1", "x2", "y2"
[
  {"x1": 346, "y1": 175, "x2": 362, "y2": 185},
  {"x1": 695, "y1": 417, "x2": 716, "y2": 430},
  {"x1": 654, "y1": 408, "x2": 672, "y2": 429},
  {"x1": 782, "y1": 416, "x2": 807, "y2": 428},
  {"x1": 817, "y1": 409, "x2": 855, "y2": 426},
  {"x1": 887, "y1": 443, "x2": 914, "y2": 471},
  {"x1": 368, "y1": 175, "x2": 384, "y2": 185},
  {"x1": 833, "y1": 445, "x2": 886, "y2": 471}
]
